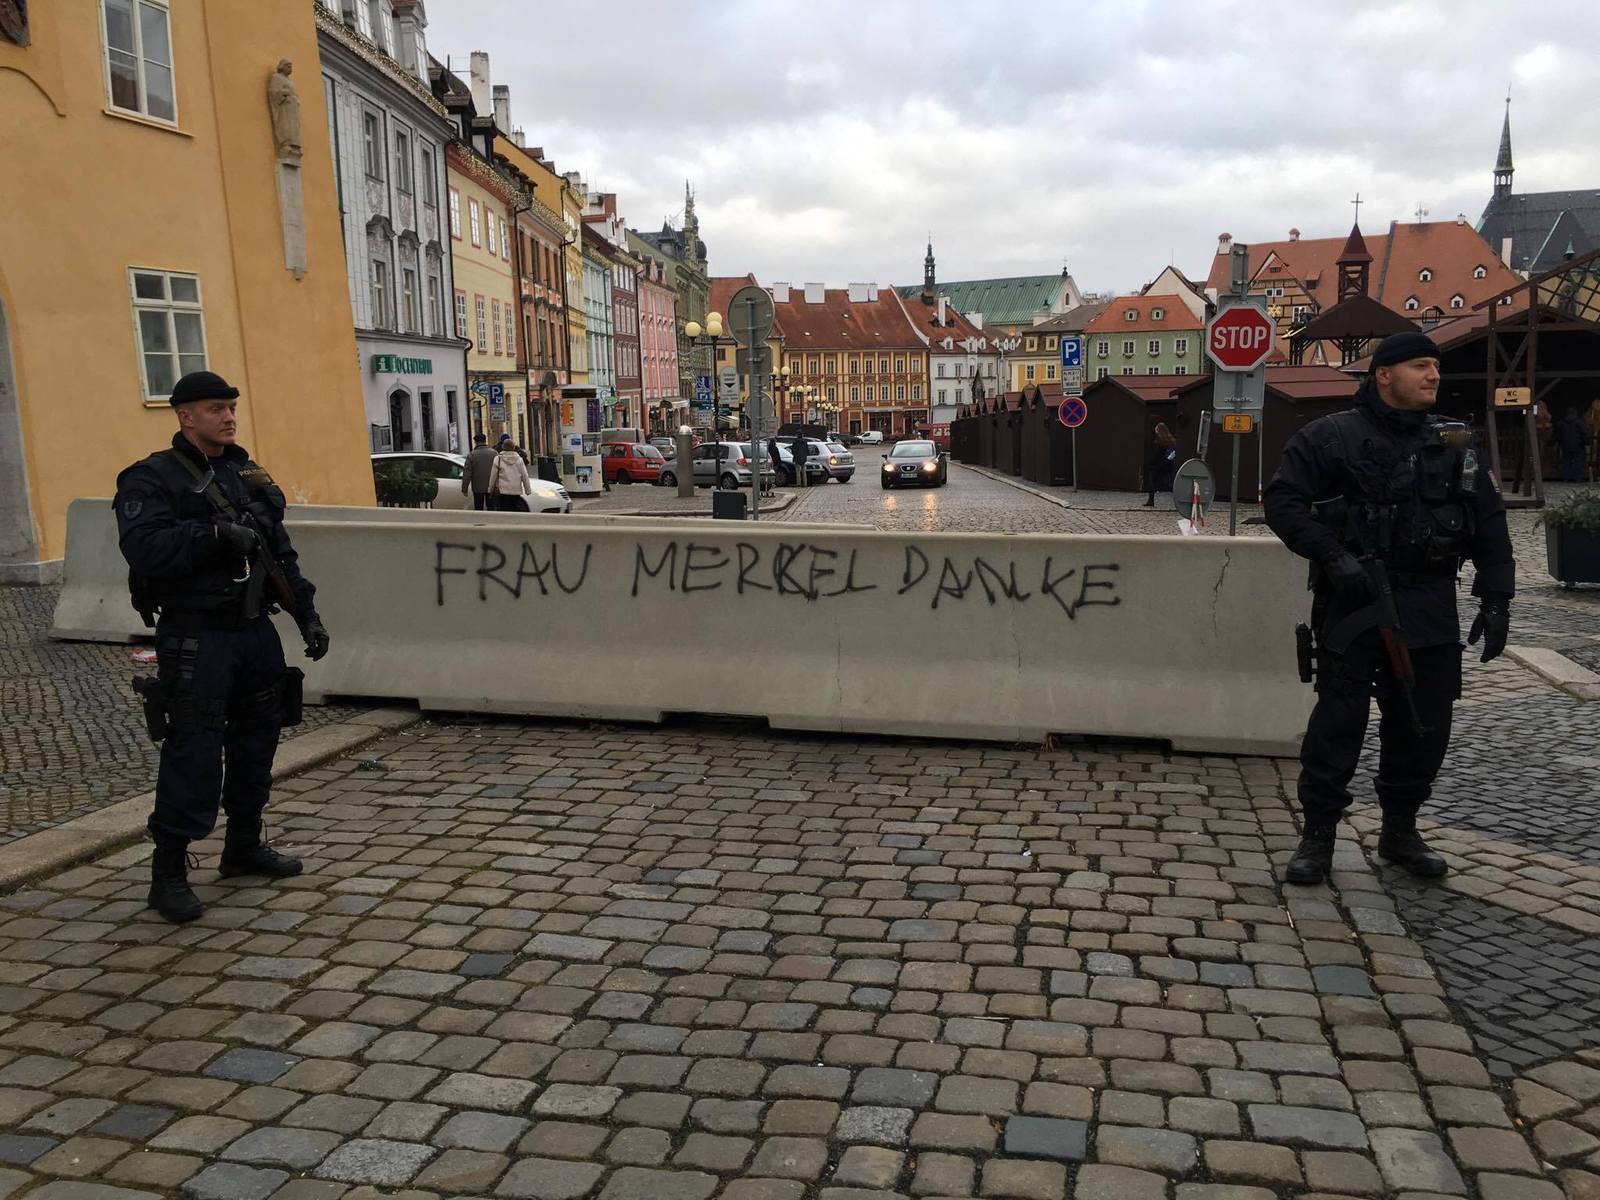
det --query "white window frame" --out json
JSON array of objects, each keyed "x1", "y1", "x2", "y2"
[
  {"x1": 454, "y1": 289, "x2": 468, "y2": 338},
  {"x1": 486, "y1": 210, "x2": 497, "y2": 257},
  {"x1": 1450, "y1": 294, "x2": 1465, "y2": 309},
  {"x1": 1097, "y1": 339, "x2": 1109, "y2": 357},
  {"x1": 101, "y1": 0, "x2": 177, "y2": 125},
  {"x1": 1418, "y1": 268, "x2": 1432, "y2": 282},
  {"x1": 128, "y1": 267, "x2": 207, "y2": 404},
  {"x1": 1147, "y1": 366, "x2": 1160, "y2": 376},
  {"x1": 393, "y1": 126, "x2": 413, "y2": 195},
  {"x1": 1404, "y1": 296, "x2": 1419, "y2": 311},
  {"x1": 1175, "y1": 365, "x2": 1188, "y2": 375},
  {"x1": 371, "y1": 259, "x2": 389, "y2": 329},
  {"x1": 1175, "y1": 338, "x2": 1188, "y2": 355},
  {"x1": 1147, "y1": 338, "x2": 1161, "y2": 355},
  {"x1": 1151, "y1": 307, "x2": 1164, "y2": 320},
  {"x1": 1124, "y1": 309, "x2": 1137, "y2": 321},
  {"x1": 469, "y1": 199, "x2": 481, "y2": 247},
  {"x1": 448, "y1": 189, "x2": 461, "y2": 238},
  {"x1": 361, "y1": 109, "x2": 383, "y2": 180},
  {"x1": 401, "y1": 266, "x2": 418, "y2": 332},
  {"x1": 1473, "y1": 265, "x2": 1487, "y2": 279},
  {"x1": 419, "y1": 146, "x2": 437, "y2": 209},
  {"x1": 1097, "y1": 367, "x2": 1109, "y2": 380},
  {"x1": 1122, "y1": 339, "x2": 1135, "y2": 356}
]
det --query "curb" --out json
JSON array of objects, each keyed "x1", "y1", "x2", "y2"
[
  {"x1": 576, "y1": 490, "x2": 799, "y2": 518},
  {"x1": 957, "y1": 463, "x2": 1077, "y2": 511},
  {"x1": 1505, "y1": 643, "x2": 1600, "y2": 700},
  {"x1": 0, "y1": 707, "x2": 421, "y2": 892}
]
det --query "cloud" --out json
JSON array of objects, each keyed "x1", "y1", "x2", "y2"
[{"x1": 423, "y1": 0, "x2": 1600, "y2": 295}]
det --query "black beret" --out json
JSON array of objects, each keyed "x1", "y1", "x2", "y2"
[
  {"x1": 169, "y1": 370, "x2": 240, "y2": 406},
  {"x1": 1370, "y1": 332, "x2": 1441, "y2": 371}
]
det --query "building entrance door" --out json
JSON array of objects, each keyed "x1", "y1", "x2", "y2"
[{"x1": 388, "y1": 389, "x2": 414, "y2": 451}]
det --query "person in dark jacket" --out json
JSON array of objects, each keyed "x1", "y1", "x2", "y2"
[
  {"x1": 767, "y1": 435, "x2": 784, "y2": 482},
  {"x1": 1143, "y1": 422, "x2": 1178, "y2": 506},
  {"x1": 1553, "y1": 408, "x2": 1593, "y2": 483},
  {"x1": 1264, "y1": 332, "x2": 1514, "y2": 885},
  {"x1": 792, "y1": 431, "x2": 810, "y2": 486},
  {"x1": 115, "y1": 371, "x2": 329, "y2": 923},
  {"x1": 461, "y1": 433, "x2": 497, "y2": 509}
]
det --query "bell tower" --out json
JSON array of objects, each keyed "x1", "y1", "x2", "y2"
[
  {"x1": 1493, "y1": 95, "x2": 1514, "y2": 201},
  {"x1": 1337, "y1": 222, "x2": 1372, "y2": 301}
]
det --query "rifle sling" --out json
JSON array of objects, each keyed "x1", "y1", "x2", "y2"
[{"x1": 162, "y1": 449, "x2": 292, "y2": 611}]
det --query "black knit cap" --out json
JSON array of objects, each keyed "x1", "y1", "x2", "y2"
[
  {"x1": 168, "y1": 370, "x2": 240, "y2": 406},
  {"x1": 1370, "y1": 332, "x2": 1441, "y2": 371}
]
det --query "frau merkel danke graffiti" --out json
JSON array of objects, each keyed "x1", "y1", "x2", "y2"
[{"x1": 433, "y1": 539, "x2": 1120, "y2": 619}]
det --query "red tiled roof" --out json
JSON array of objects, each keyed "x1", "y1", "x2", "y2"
[
  {"x1": 1205, "y1": 221, "x2": 1523, "y2": 319},
  {"x1": 769, "y1": 288, "x2": 924, "y2": 350},
  {"x1": 897, "y1": 290, "x2": 990, "y2": 348},
  {"x1": 1083, "y1": 294, "x2": 1205, "y2": 335}
]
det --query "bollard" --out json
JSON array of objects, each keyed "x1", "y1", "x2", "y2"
[{"x1": 675, "y1": 426, "x2": 694, "y2": 499}]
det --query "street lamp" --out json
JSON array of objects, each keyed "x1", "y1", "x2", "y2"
[{"x1": 683, "y1": 310, "x2": 724, "y2": 438}]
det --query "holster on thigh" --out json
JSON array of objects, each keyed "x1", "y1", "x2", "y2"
[{"x1": 233, "y1": 675, "x2": 287, "y2": 731}]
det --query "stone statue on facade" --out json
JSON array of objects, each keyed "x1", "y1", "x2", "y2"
[{"x1": 267, "y1": 60, "x2": 301, "y2": 163}]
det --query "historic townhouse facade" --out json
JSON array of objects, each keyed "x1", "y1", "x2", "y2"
[
  {"x1": 580, "y1": 228, "x2": 615, "y2": 431},
  {"x1": 1083, "y1": 295, "x2": 1207, "y2": 380},
  {"x1": 1, "y1": 0, "x2": 372, "y2": 579},
  {"x1": 317, "y1": 0, "x2": 465, "y2": 454},
  {"x1": 637, "y1": 256, "x2": 679, "y2": 432},
  {"x1": 631, "y1": 185, "x2": 709, "y2": 403}
]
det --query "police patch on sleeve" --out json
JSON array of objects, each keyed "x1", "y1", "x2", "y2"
[
  {"x1": 241, "y1": 467, "x2": 275, "y2": 488},
  {"x1": 121, "y1": 498, "x2": 143, "y2": 519}
]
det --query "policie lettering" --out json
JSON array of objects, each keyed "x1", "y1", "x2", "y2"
[{"x1": 434, "y1": 540, "x2": 1121, "y2": 620}]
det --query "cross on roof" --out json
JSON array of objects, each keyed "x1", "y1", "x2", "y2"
[{"x1": 1351, "y1": 192, "x2": 1362, "y2": 223}]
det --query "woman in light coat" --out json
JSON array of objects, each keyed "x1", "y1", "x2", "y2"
[{"x1": 489, "y1": 440, "x2": 533, "y2": 512}]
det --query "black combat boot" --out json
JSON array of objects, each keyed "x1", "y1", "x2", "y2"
[
  {"x1": 218, "y1": 818, "x2": 303, "y2": 879},
  {"x1": 1284, "y1": 823, "x2": 1338, "y2": 885},
  {"x1": 1378, "y1": 814, "x2": 1448, "y2": 878},
  {"x1": 149, "y1": 841, "x2": 204, "y2": 923}
]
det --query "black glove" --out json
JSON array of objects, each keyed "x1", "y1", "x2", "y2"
[
  {"x1": 1467, "y1": 597, "x2": 1510, "y2": 663},
  {"x1": 299, "y1": 613, "x2": 331, "y2": 662},
  {"x1": 1319, "y1": 550, "x2": 1370, "y2": 601},
  {"x1": 215, "y1": 521, "x2": 258, "y2": 558}
]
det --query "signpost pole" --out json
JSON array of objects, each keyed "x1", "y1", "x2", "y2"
[
  {"x1": 1229, "y1": 365, "x2": 1242, "y2": 535},
  {"x1": 748, "y1": 296, "x2": 762, "y2": 522}
]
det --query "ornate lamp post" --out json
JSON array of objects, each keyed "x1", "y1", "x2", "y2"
[{"x1": 682, "y1": 310, "x2": 724, "y2": 436}]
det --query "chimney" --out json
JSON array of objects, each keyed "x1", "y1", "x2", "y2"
[
  {"x1": 1500, "y1": 236, "x2": 1513, "y2": 267},
  {"x1": 868, "y1": 284, "x2": 879, "y2": 301},
  {"x1": 969, "y1": 312, "x2": 985, "y2": 330},
  {"x1": 1216, "y1": 232, "x2": 1233, "y2": 256},
  {"x1": 492, "y1": 84, "x2": 511, "y2": 133},
  {"x1": 804, "y1": 282, "x2": 825, "y2": 304},
  {"x1": 771, "y1": 282, "x2": 790, "y2": 303},
  {"x1": 936, "y1": 295, "x2": 948, "y2": 326},
  {"x1": 468, "y1": 52, "x2": 491, "y2": 117},
  {"x1": 512, "y1": 127, "x2": 525, "y2": 148},
  {"x1": 1288, "y1": 228, "x2": 1300, "y2": 242},
  {"x1": 1456, "y1": 212, "x2": 1466, "y2": 225},
  {"x1": 847, "y1": 283, "x2": 868, "y2": 303}
]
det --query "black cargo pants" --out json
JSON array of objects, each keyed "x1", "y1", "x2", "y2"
[
  {"x1": 149, "y1": 617, "x2": 286, "y2": 844},
  {"x1": 1298, "y1": 628, "x2": 1462, "y2": 827}
]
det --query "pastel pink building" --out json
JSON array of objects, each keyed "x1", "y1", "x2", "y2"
[{"x1": 637, "y1": 255, "x2": 680, "y2": 432}]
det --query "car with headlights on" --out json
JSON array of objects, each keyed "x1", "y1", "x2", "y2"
[{"x1": 879, "y1": 439, "x2": 947, "y2": 489}]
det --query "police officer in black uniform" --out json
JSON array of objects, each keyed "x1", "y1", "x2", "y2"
[
  {"x1": 116, "y1": 371, "x2": 330, "y2": 923},
  {"x1": 1264, "y1": 332, "x2": 1514, "y2": 885}
]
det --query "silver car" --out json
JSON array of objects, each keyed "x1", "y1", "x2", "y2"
[
  {"x1": 371, "y1": 451, "x2": 571, "y2": 512},
  {"x1": 819, "y1": 440, "x2": 855, "y2": 482},
  {"x1": 692, "y1": 442, "x2": 777, "y2": 490}
]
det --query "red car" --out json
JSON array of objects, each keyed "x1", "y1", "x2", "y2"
[{"x1": 601, "y1": 441, "x2": 667, "y2": 485}]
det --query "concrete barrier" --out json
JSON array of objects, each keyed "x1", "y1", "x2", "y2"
[
  {"x1": 51, "y1": 501, "x2": 1313, "y2": 754},
  {"x1": 49, "y1": 499, "x2": 867, "y2": 643}
]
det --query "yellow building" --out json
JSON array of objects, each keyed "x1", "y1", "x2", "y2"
[{"x1": 0, "y1": 0, "x2": 372, "y2": 582}]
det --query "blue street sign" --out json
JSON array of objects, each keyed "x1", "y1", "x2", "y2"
[
  {"x1": 696, "y1": 375, "x2": 712, "y2": 393},
  {"x1": 1060, "y1": 337, "x2": 1083, "y2": 369},
  {"x1": 1058, "y1": 397, "x2": 1087, "y2": 429},
  {"x1": 694, "y1": 389, "x2": 712, "y2": 403},
  {"x1": 488, "y1": 383, "x2": 505, "y2": 403}
]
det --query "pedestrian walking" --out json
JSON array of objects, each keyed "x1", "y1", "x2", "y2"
[
  {"x1": 767, "y1": 436, "x2": 784, "y2": 484},
  {"x1": 462, "y1": 433, "x2": 497, "y2": 510},
  {"x1": 489, "y1": 439, "x2": 533, "y2": 511},
  {"x1": 793, "y1": 431, "x2": 810, "y2": 487},
  {"x1": 114, "y1": 370, "x2": 330, "y2": 924},
  {"x1": 1553, "y1": 407, "x2": 1593, "y2": 483},
  {"x1": 1264, "y1": 332, "x2": 1515, "y2": 885},
  {"x1": 1144, "y1": 422, "x2": 1177, "y2": 506}
]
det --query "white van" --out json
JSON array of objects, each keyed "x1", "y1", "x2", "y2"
[{"x1": 858, "y1": 430, "x2": 885, "y2": 445}]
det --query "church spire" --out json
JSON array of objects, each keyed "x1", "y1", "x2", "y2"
[
  {"x1": 1494, "y1": 92, "x2": 1514, "y2": 200},
  {"x1": 1337, "y1": 221, "x2": 1371, "y2": 300},
  {"x1": 924, "y1": 236, "x2": 936, "y2": 292}
]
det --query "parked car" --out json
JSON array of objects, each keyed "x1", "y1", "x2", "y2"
[
  {"x1": 601, "y1": 441, "x2": 667, "y2": 485},
  {"x1": 880, "y1": 439, "x2": 947, "y2": 489},
  {"x1": 768, "y1": 439, "x2": 828, "y2": 486},
  {"x1": 858, "y1": 430, "x2": 885, "y2": 445},
  {"x1": 647, "y1": 435, "x2": 678, "y2": 456},
  {"x1": 371, "y1": 451, "x2": 572, "y2": 512},
  {"x1": 818, "y1": 439, "x2": 855, "y2": 482},
  {"x1": 691, "y1": 442, "x2": 776, "y2": 490}
]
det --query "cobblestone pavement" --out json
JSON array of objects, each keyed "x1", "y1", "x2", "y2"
[
  {"x1": 0, "y1": 719, "x2": 1582, "y2": 1199},
  {"x1": 0, "y1": 586, "x2": 368, "y2": 843}
]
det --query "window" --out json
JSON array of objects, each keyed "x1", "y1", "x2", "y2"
[
  {"x1": 896, "y1": 385, "x2": 906, "y2": 401},
  {"x1": 937, "y1": 388, "x2": 947, "y2": 404},
  {"x1": 1175, "y1": 365, "x2": 1188, "y2": 375},
  {"x1": 427, "y1": 272, "x2": 442, "y2": 336},
  {"x1": 894, "y1": 356, "x2": 905, "y2": 373},
  {"x1": 366, "y1": 0, "x2": 388, "y2": 52},
  {"x1": 1025, "y1": 337, "x2": 1037, "y2": 352},
  {"x1": 419, "y1": 391, "x2": 434, "y2": 451},
  {"x1": 1151, "y1": 308, "x2": 1164, "y2": 320},
  {"x1": 1418, "y1": 268, "x2": 1432, "y2": 282},
  {"x1": 935, "y1": 362, "x2": 945, "y2": 378},
  {"x1": 102, "y1": 0, "x2": 175, "y2": 123},
  {"x1": 1122, "y1": 366, "x2": 1134, "y2": 376},
  {"x1": 1122, "y1": 339, "x2": 1135, "y2": 356},
  {"x1": 1046, "y1": 364, "x2": 1057, "y2": 381},
  {"x1": 1046, "y1": 337, "x2": 1058, "y2": 350},
  {"x1": 474, "y1": 294, "x2": 486, "y2": 351},
  {"x1": 486, "y1": 211, "x2": 497, "y2": 256},
  {"x1": 129, "y1": 269, "x2": 206, "y2": 401},
  {"x1": 469, "y1": 199, "x2": 480, "y2": 247},
  {"x1": 1124, "y1": 309, "x2": 1137, "y2": 321},
  {"x1": 850, "y1": 386, "x2": 860, "y2": 404},
  {"x1": 500, "y1": 218, "x2": 510, "y2": 262},
  {"x1": 371, "y1": 260, "x2": 389, "y2": 329},
  {"x1": 863, "y1": 358, "x2": 873, "y2": 375},
  {"x1": 1404, "y1": 296, "x2": 1419, "y2": 311},
  {"x1": 454, "y1": 289, "x2": 467, "y2": 338},
  {"x1": 393, "y1": 127, "x2": 412, "y2": 194},
  {"x1": 448, "y1": 189, "x2": 460, "y2": 238},
  {"x1": 1147, "y1": 366, "x2": 1161, "y2": 375},
  {"x1": 1025, "y1": 365, "x2": 1036, "y2": 381},
  {"x1": 1473, "y1": 265, "x2": 1487, "y2": 279},
  {"x1": 362, "y1": 110, "x2": 383, "y2": 179},
  {"x1": 1148, "y1": 339, "x2": 1161, "y2": 355},
  {"x1": 1450, "y1": 294, "x2": 1465, "y2": 309},
  {"x1": 401, "y1": 267, "x2": 418, "y2": 332},
  {"x1": 1097, "y1": 340, "x2": 1109, "y2": 358},
  {"x1": 865, "y1": 385, "x2": 876, "y2": 402},
  {"x1": 1097, "y1": 367, "x2": 1109, "y2": 380},
  {"x1": 492, "y1": 299, "x2": 502, "y2": 355},
  {"x1": 419, "y1": 147, "x2": 436, "y2": 208},
  {"x1": 880, "y1": 357, "x2": 890, "y2": 373}
]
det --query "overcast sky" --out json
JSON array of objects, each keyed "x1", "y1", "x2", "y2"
[{"x1": 425, "y1": 0, "x2": 1600, "y2": 296}]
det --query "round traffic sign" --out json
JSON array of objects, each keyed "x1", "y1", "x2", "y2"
[
  {"x1": 1171, "y1": 458, "x2": 1215, "y2": 514},
  {"x1": 1207, "y1": 303, "x2": 1275, "y2": 372},
  {"x1": 1058, "y1": 397, "x2": 1087, "y2": 428},
  {"x1": 728, "y1": 284, "x2": 775, "y2": 343}
]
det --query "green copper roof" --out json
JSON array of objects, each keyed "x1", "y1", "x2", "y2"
[{"x1": 895, "y1": 275, "x2": 1067, "y2": 326}]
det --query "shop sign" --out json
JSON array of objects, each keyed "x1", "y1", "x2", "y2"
[{"x1": 370, "y1": 354, "x2": 432, "y2": 374}]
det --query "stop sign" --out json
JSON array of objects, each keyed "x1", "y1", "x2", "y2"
[{"x1": 1206, "y1": 304, "x2": 1276, "y2": 372}]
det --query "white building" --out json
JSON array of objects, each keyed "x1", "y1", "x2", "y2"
[{"x1": 315, "y1": 0, "x2": 466, "y2": 453}]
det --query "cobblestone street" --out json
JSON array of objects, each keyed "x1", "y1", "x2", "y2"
[{"x1": 3, "y1": 469, "x2": 1598, "y2": 1197}]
